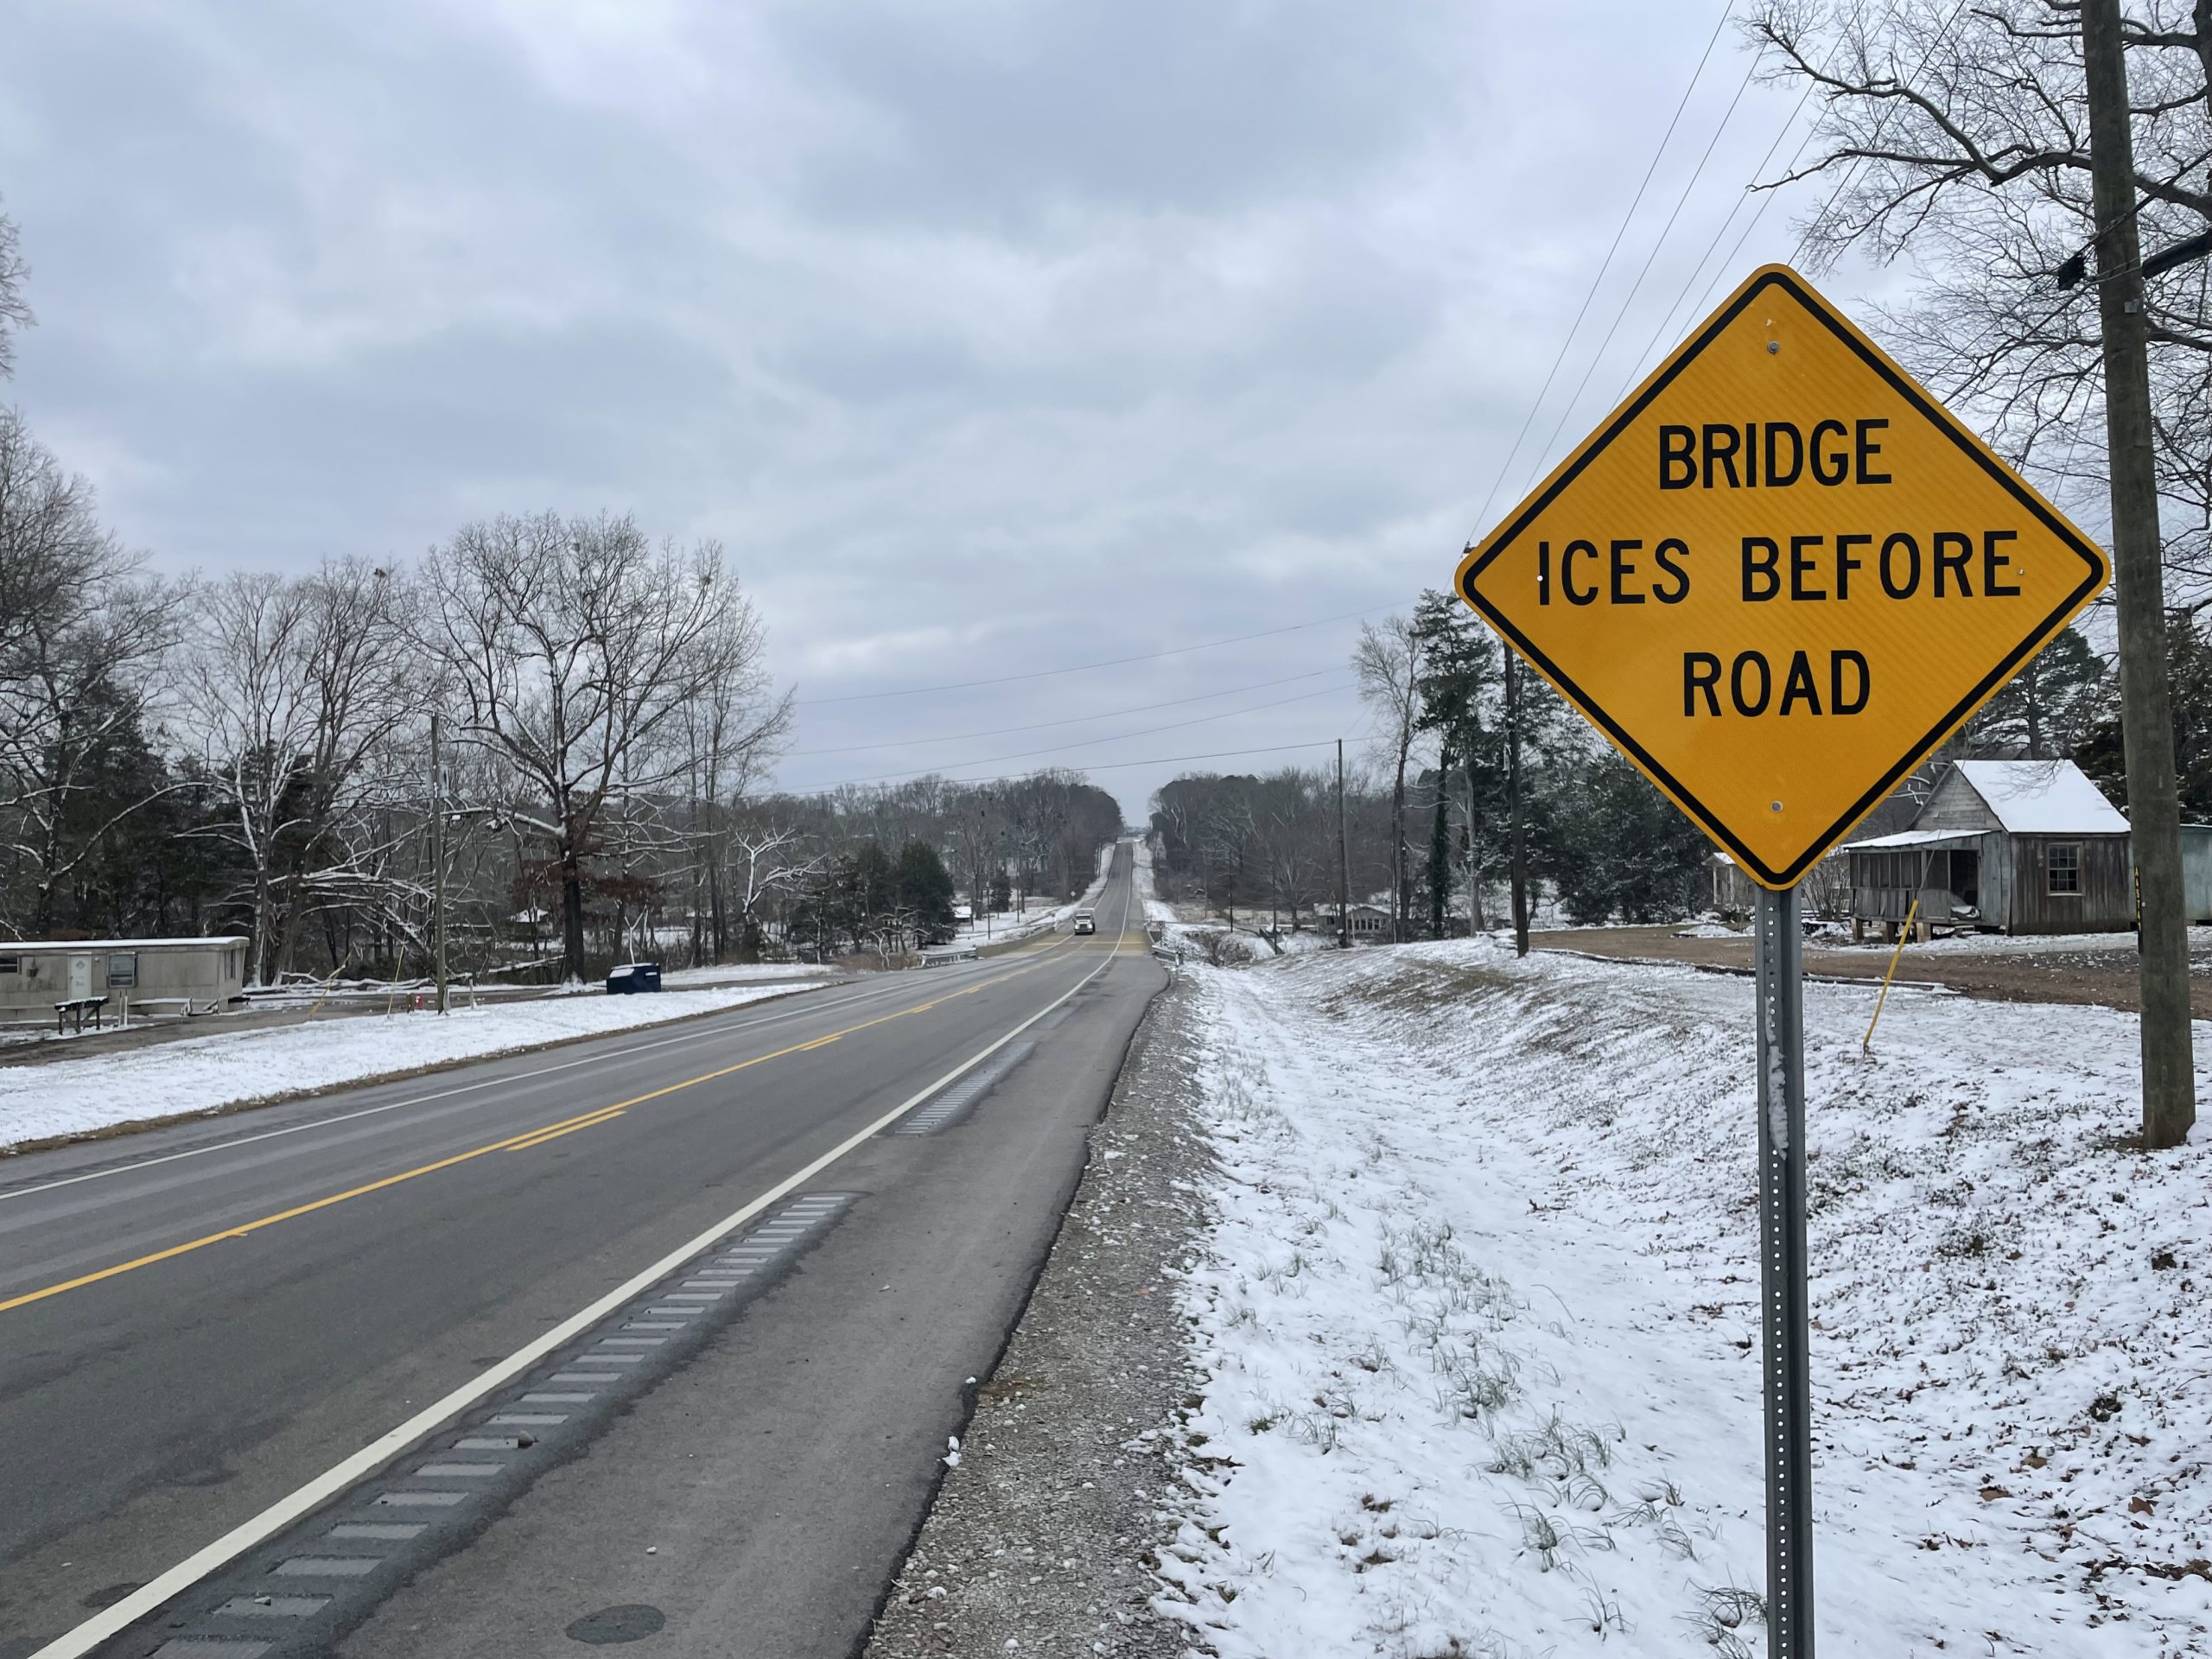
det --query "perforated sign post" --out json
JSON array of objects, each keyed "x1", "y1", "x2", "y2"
[{"x1": 1456, "y1": 264, "x2": 2108, "y2": 1657}]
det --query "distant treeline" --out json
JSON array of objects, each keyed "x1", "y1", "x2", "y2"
[
  {"x1": 1149, "y1": 588, "x2": 2212, "y2": 937},
  {"x1": 0, "y1": 391, "x2": 1127, "y2": 983}
]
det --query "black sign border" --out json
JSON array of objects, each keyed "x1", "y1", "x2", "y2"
[{"x1": 1459, "y1": 266, "x2": 2111, "y2": 890}]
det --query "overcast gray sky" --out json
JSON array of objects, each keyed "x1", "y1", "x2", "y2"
[{"x1": 0, "y1": 0, "x2": 1864, "y2": 821}]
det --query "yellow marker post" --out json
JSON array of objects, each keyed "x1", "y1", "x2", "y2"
[
  {"x1": 1862, "y1": 849, "x2": 1937, "y2": 1054},
  {"x1": 1860, "y1": 896, "x2": 1921, "y2": 1056}
]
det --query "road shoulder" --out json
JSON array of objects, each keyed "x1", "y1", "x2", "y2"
[{"x1": 863, "y1": 980, "x2": 1204, "y2": 1659}]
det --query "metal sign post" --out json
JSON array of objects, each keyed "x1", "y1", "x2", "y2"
[{"x1": 1754, "y1": 885, "x2": 1813, "y2": 1657}]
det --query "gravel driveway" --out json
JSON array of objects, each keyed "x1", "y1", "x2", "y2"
[{"x1": 1534, "y1": 922, "x2": 2212, "y2": 1013}]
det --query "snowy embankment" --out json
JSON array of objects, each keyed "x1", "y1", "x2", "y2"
[
  {"x1": 1132, "y1": 837, "x2": 1178, "y2": 929},
  {"x1": 0, "y1": 981, "x2": 827, "y2": 1152},
  {"x1": 1156, "y1": 943, "x2": 2212, "y2": 1657}
]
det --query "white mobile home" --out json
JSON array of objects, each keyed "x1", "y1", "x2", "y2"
[{"x1": 0, "y1": 938, "x2": 248, "y2": 1023}]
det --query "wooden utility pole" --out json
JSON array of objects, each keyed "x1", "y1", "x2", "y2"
[
  {"x1": 1336, "y1": 738, "x2": 1351, "y2": 948},
  {"x1": 430, "y1": 711, "x2": 449, "y2": 1015},
  {"x1": 1504, "y1": 652, "x2": 1531, "y2": 957},
  {"x1": 2083, "y1": 0, "x2": 2194, "y2": 1147}
]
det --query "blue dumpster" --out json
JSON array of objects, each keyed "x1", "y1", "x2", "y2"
[{"x1": 606, "y1": 962, "x2": 664, "y2": 994}]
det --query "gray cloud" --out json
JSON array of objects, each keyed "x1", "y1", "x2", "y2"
[{"x1": 0, "y1": 0, "x2": 1836, "y2": 817}]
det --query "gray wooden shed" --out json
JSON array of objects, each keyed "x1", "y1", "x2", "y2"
[
  {"x1": 0, "y1": 937, "x2": 247, "y2": 1022},
  {"x1": 1845, "y1": 761, "x2": 2133, "y2": 937}
]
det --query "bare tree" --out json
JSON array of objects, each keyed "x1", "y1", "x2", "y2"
[
  {"x1": 178, "y1": 560, "x2": 417, "y2": 983},
  {"x1": 1251, "y1": 767, "x2": 1330, "y2": 937},
  {"x1": 726, "y1": 824, "x2": 821, "y2": 959},
  {"x1": 0, "y1": 409, "x2": 109, "y2": 670},
  {"x1": 421, "y1": 511, "x2": 779, "y2": 982},
  {"x1": 0, "y1": 412, "x2": 174, "y2": 932},
  {"x1": 1745, "y1": 0, "x2": 2211, "y2": 586},
  {"x1": 1354, "y1": 615, "x2": 1426, "y2": 940},
  {"x1": 950, "y1": 786, "x2": 1007, "y2": 941},
  {"x1": 686, "y1": 665, "x2": 791, "y2": 963},
  {"x1": 0, "y1": 201, "x2": 32, "y2": 382}
]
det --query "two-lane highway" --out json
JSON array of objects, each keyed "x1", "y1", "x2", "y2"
[{"x1": 0, "y1": 843, "x2": 1163, "y2": 1658}]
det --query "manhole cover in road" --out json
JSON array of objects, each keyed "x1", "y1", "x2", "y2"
[{"x1": 567, "y1": 1603, "x2": 667, "y2": 1643}]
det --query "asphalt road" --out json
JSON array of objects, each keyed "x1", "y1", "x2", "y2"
[{"x1": 0, "y1": 843, "x2": 1164, "y2": 1658}]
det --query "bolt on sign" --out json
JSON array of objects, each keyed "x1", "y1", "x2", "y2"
[{"x1": 1458, "y1": 264, "x2": 2110, "y2": 889}]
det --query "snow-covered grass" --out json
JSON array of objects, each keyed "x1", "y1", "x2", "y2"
[
  {"x1": 1133, "y1": 837, "x2": 1333, "y2": 961},
  {"x1": 1134, "y1": 838, "x2": 1179, "y2": 928},
  {"x1": 0, "y1": 981, "x2": 828, "y2": 1151},
  {"x1": 1673, "y1": 919, "x2": 1746, "y2": 939},
  {"x1": 656, "y1": 962, "x2": 836, "y2": 986},
  {"x1": 1156, "y1": 942, "x2": 2212, "y2": 1657}
]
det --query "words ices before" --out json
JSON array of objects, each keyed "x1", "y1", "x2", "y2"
[{"x1": 1523, "y1": 415, "x2": 2033, "y2": 721}]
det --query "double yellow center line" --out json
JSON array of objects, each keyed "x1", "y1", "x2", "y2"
[{"x1": 0, "y1": 944, "x2": 1083, "y2": 1319}]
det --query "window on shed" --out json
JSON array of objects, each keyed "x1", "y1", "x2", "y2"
[
  {"x1": 2048, "y1": 842, "x2": 2082, "y2": 895},
  {"x1": 107, "y1": 952, "x2": 138, "y2": 988},
  {"x1": 0, "y1": 956, "x2": 17, "y2": 975}
]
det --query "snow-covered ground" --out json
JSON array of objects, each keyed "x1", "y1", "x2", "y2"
[
  {"x1": 0, "y1": 980, "x2": 828, "y2": 1151},
  {"x1": 656, "y1": 962, "x2": 836, "y2": 986},
  {"x1": 1133, "y1": 836, "x2": 1332, "y2": 960},
  {"x1": 1133, "y1": 837, "x2": 1178, "y2": 928},
  {"x1": 1155, "y1": 942, "x2": 2212, "y2": 1657}
]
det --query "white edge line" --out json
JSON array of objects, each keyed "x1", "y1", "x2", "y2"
[
  {"x1": 0, "y1": 957, "x2": 1034, "y2": 1205},
  {"x1": 28, "y1": 937, "x2": 1118, "y2": 1659}
]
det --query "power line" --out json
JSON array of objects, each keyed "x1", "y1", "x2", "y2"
[
  {"x1": 1523, "y1": 48, "x2": 1763, "y2": 492},
  {"x1": 1464, "y1": 0, "x2": 1736, "y2": 543},
  {"x1": 785, "y1": 664, "x2": 1346, "y2": 759},
  {"x1": 793, "y1": 678, "x2": 1361, "y2": 791},
  {"x1": 1611, "y1": 0, "x2": 1897, "y2": 404},
  {"x1": 1611, "y1": 58, "x2": 1826, "y2": 403},
  {"x1": 793, "y1": 605, "x2": 1389, "y2": 707}
]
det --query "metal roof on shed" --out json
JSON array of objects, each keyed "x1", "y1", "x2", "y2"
[
  {"x1": 1841, "y1": 829, "x2": 1986, "y2": 850},
  {"x1": 1951, "y1": 760, "x2": 2129, "y2": 835}
]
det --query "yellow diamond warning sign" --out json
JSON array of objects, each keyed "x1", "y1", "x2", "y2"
[{"x1": 1457, "y1": 264, "x2": 2109, "y2": 890}]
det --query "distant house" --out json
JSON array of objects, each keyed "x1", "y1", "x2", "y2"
[
  {"x1": 1344, "y1": 903, "x2": 1391, "y2": 940},
  {"x1": 1844, "y1": 760, "x2": 2133, "y2": 938}
]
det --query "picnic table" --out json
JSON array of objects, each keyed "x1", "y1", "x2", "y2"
[{"x1": 54, "y1": 995, "x2": 109, "y2": 1034}]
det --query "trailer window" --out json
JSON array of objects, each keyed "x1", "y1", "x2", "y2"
[
  {"x1": 0, "y1": 957, "x2": 16, "y2": 975},
  {"x1": 107, "y1": 952, "x2": 138, "y2": 988},
  {"x1": 2047, "y1": 843, "x2": 2081, "y2": 895}
]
